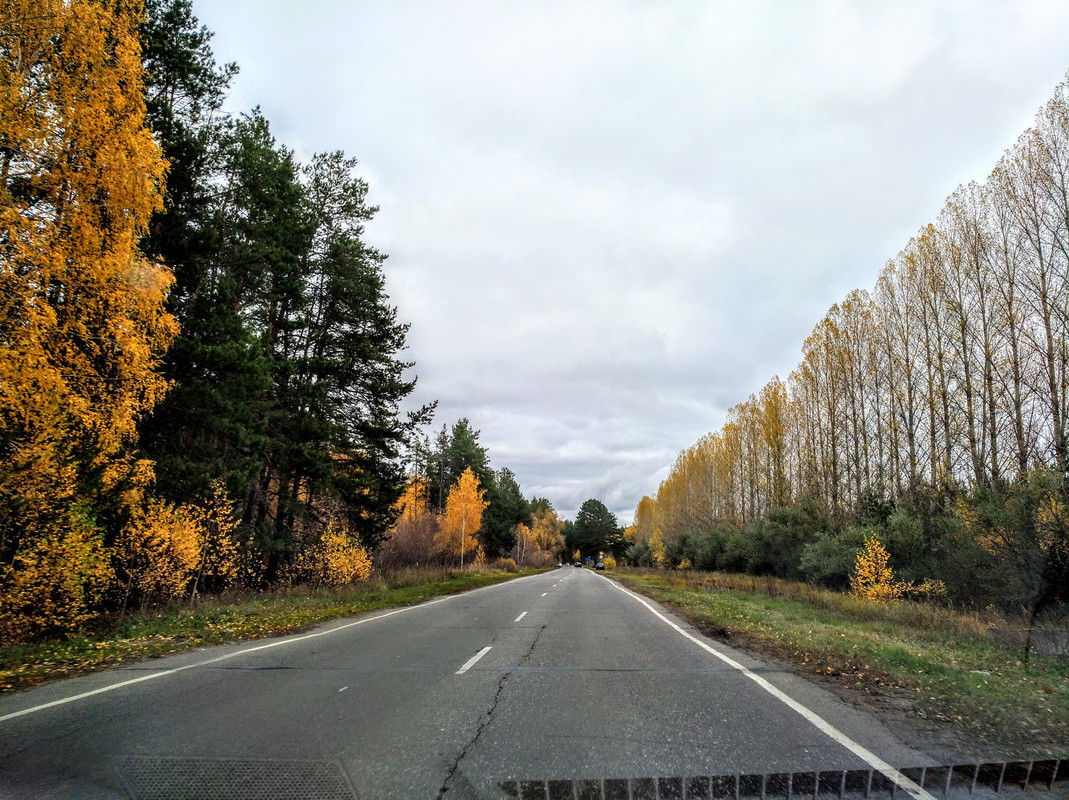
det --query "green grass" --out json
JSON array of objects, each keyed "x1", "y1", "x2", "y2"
[
  {"x1": 613, "y1": 569, "x2": 1068, "y2": 759},
  {"x1": 0, "y1": 565, "x2": 547, "y2": 694}
]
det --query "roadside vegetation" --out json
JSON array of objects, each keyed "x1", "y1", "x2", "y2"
[
  {"x1": 0, "y1": 1, "x2": 568, "y2": 650},
  {"x1": 614, "y1": 568, "x2": 1068, "y2": 759},
  {"x1": 0, "y1": 565, "x2": 543, "y2": 695}
]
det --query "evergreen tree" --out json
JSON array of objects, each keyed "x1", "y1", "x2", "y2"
[
  {"x1": 480, "y1": 467, "x2": 530, "y2": 556},
  {"x1": 569, "y1": 499, "x2": 622, "y2": 558},
  {"x1": 138, "y1": 0, "x2": 266, "y2": 504}
]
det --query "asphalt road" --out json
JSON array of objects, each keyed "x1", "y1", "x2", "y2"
[{"x1": 0, "y1": 568, "x2": 950, "y2": 799}]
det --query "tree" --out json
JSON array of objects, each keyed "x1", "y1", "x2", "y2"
[
  {"x1": 480, "y1": 467, "x2": 529, "y2": 556},
  {"x1": 0, "y1": 0, "x2": 173, "y2": 639},
  {"x1": 378, "y1": 475, "x2": 440, "y2": 569},
  {"x1": 421, "y1": 418, "x2": 490, "y2": 512},
  {"x1": 850, "y1": 535, "x2": 907, "y2": 602},
  {"x1": 436, "y1": 468, "x2": 487, "y2": 568},
  {"x1": 137, "y1": 0, "x2": 265, "y2": 506},
  {"x1": 530, "y1": 505, "x2": 565, "y2": 559},
  {"x1": 569, "y1": 499, "x2": 621, "y2": 558}
]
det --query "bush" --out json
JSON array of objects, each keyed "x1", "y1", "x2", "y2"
[
  {"x1": 0, "y1": 517, "x2": 113, "y2": 642},
  {"x1": 290, "y1": 522, "x2": 373, "y2": 586},
  {"x1": 850, "y1": 534, "x2": 908, "y2": 602},
  {"x1": 798, "y1": 527, "x2": 868, "y2": 589},
  {"x1": 494, "y1": 557, "x2": 518, "y2": 573}
]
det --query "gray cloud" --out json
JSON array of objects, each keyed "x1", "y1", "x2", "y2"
[{"x1": 195, "y1": 0, "x2": 1069, "y2": 521}]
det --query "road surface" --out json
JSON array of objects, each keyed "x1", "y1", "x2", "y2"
[{"x1": 0, "y1": 568, "x2": 960, "y2": 798}]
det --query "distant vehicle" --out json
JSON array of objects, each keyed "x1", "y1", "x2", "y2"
[
  {"x1": 573, "y1": 561, "x2": 582, "y2": 567},
  {"x1": 595, "y1": 562, "x2": 605, "y2": 570}
]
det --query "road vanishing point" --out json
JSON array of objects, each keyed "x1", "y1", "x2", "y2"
[{"x1": 1, "y1": 568, "x2": 958, "y2": 799}]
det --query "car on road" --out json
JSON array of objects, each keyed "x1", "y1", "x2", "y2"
[{"x1": 595, "y1": 561, "x2": 604, "y2": 570}]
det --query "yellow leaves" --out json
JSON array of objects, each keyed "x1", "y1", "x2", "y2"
[
  {"x1": 850, "y1": 535, "x2": 908, "y2": 602},
  {"x1": 118, "y1": 502, "x2": 202, "y2": 599},
  {"x1": 529, "y1": 506, "x2": 565, "y2": 555},
  {"x1": 115, "y1": 482, "x2": 239, "y2": 601},
  {"x1": 649, "y1": 525, "x2": 666, "y2": 566},
  {"x1": 395, "y1": 477, "x2": 428, "y2": 522},
  {"x1": 292, "y1": 523, "x2": 373, "y2": 586},
  {"x1": 380, "y1": 474, "x2": 440, "y2": 568},
  {"x1": 0, "y1": 0, "x2": 174, "y2": 638},
  {"x1": 435, "y1": 468, "x2": 487, "y2": 565},
  {"x1": 117, "y1": 483, "x2": 240, "y2": 603},
  {"x1": 0, "y1": 515, "x2": 113, "y2": 642}
]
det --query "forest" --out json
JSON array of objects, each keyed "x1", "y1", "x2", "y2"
[
  {"x1": 626, "y1": 75, "x2": 1069, "y2": 625},
  {"x1": 0, "y1": 0, "x2": 578, "y2": 644}
]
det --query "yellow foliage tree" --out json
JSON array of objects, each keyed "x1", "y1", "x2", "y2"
[
  {"x1": 0, "y1": 0, "x2": 173, "y2": 639},
  {"x1": 0, "y1": 509, "x2": 113, "y2": 640},
  {"x1": 116, "y1": 502, "x2": 202, "y2": 601},
  {"x1": 512, "y1": 522, "x2": 534, "y2": 564},
  {"x1": 436, "y1": 468, "x2": 487, "y2": 568},
  {"x1": 114, "y1": 482, "x2": 238, "y2": 603},
  {"x1": 649, "y1": 526, "x2": 666, "y2": 567},
  {"x1": 850, "y1": 535, "x2": 907, "y2": 602},
  {"x1": 292, "y1": 522, "x2": 373, "y2": 586},
  {"x1": 189, "y1": 482, "x2": 239, "y2": 596},
  {"x1": 530, "y1": 506, "x2": 565, "y2": 561},
  {"x1": 397, "y1": 476, "x2": 429, "y2": 522},
  {"x1": 379, "y1": 475, "x2": 441, "y2": 568}
]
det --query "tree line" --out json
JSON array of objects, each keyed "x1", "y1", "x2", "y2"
[
  {"x1": 381, "y1": 416, "x2": 625, "y2": 571},
  {"x1": 628, "y1": 75, "x2": 1069, "y2": 622},
  {"x1": 0, "y1": 0, "x2": 436, "y2": 641}
]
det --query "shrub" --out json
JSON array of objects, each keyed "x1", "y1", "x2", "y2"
[
  {"x1": 291, "y1": 522, "x2": 373, "y2": 586},
  {"x1": 0, "y1": 517, "x2": 113, "y2": 642},
  {"x1": 850, "y1": 535, "x2": 908, "y2": 602}
]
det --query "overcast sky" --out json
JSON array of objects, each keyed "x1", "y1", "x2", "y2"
[{"x1": 194, "y1": 0, "x2": 1069, "y2": 522}]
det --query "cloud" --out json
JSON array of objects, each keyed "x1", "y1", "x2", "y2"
[{"x1": 195, "y1": 0, "x2": 1069, "y2": 521}]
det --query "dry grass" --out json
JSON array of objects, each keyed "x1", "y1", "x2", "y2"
[{"x1": 615, "y1": 568, "x2": 1068, "y2": 759}]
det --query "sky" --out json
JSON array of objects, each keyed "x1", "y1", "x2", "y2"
[{"x1": 193, "y1": 0, "x2": 1069, "y2": 523}]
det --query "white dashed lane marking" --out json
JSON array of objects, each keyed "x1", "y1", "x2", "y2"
[{"x1": 455, "y1": 646, "x2": 492, "y2": 675}]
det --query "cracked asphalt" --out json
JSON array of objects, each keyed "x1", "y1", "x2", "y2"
[{"x1": 0, "y1": 568, "x2": 942, "y2": 799}]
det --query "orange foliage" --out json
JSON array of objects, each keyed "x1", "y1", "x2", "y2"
[
  {"x1": 292, "y1": 522, "x2": 373, "y2": 586},
  {"x1": 378, "y1": 475, "x2": 441, "y2": 567},
  {"x1": 0, "y1": 0, "x2": 173, "y2": 638},
  {"x1": 436, "y1": 468, "x2": 487, "y2": 567},
  {"x1": 0, "y1": 511, "x2": 113, "y2": 641},
  {"x1": 115, "y1": 483, "x2": 239, "y2": 602},
  {"x1": 850, "y1": 535, "x2": 907, "y2": 602}
]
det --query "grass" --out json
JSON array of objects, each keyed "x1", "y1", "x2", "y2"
[
  {"x1": 0, "y1": 565, "x2": 547, "y2": 695},
  {"x1": 612, "y1": 568, "x2": 1069, "y2": 759}
]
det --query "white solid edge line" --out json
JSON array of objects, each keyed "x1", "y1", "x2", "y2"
[
  {"x1": 594, "y1": 573, "x2": 935, "y2": 800},
  {"x1": 1, "y1": 572, "x2": 545, "y2": 724},
  {"x1": 455, "y1": 646, "x2": 492, "y2": 674},
  {"x1": 514, "y1": 612, "x2": 527, "y2": 622}
]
